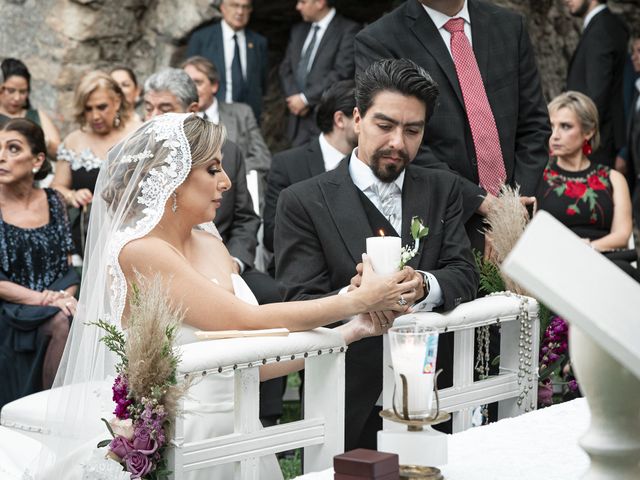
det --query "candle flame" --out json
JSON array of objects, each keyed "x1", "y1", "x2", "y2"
[{"x1": 378, "y1": 229, "x2": 385, "y2": 238}]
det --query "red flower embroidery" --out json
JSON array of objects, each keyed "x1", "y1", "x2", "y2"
[
  {"x1": 566, "y1": 206, "x2": 578, "y2": 216},
  {"x1": 587, "y1": 174, "x2": 606, "y2": 191},
  {"x1": 597, "y1": 168, "x2": 608, "y2": 177},
  {"x1": 565, "y1": 181, "x2": 587, "y2": 199}
]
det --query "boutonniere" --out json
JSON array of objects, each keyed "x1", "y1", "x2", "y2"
[{"x1": 399, "y1": 216, "x2": 429, "y2": 268}]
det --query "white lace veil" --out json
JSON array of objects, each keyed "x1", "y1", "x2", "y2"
[{"x1": 36, "y1": 113, "x2": 223, "y2": 477}]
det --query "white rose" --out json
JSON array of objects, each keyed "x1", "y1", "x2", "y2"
[{"x1": 109, "y1": 417, "x2": 134, "y2": 440}]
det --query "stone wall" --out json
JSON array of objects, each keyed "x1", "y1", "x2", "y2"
[{"x1": 1, "y1": 0, "x2": 639, "y2": 144}]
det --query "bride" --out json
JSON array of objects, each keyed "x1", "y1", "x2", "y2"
[{"x1": 0, "y1": 113, "x2": 420, "y2": 479}]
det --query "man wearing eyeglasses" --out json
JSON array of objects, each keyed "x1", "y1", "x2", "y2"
[{"x1": 187, "y1": 0, "x2": 268, "y2": 123}]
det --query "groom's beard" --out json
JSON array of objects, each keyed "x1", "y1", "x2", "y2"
[
  {"x1": 370, "y1": 147, "x2": 410, "y2": 182},
  {"x1": 570, "y1": 0, "x2": 590, "y2": 18}
]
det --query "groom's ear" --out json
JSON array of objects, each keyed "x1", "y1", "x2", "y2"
[{"x1": 187, "y1": 102, "x2": 200, "y2": 113}]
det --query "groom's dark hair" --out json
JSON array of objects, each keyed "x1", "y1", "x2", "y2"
[{"x1": 355, "y1": 58, "x2": 439, "y2": 122}]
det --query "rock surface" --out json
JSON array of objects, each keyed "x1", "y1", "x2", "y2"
[{"x1": 1, "y1": 0, "x2": 639, "y2": 146}]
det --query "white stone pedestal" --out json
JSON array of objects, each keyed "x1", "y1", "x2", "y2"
[{"x1": 377, "y1": 426, "x2": 447, "y2": 466}]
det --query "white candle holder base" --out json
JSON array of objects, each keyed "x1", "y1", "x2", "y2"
[{"x1": 377, "y1": 424, "x2": 448, "y2": 469}]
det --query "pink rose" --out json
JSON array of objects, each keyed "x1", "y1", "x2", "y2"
[
  {"x1": 538, "y1": 380, "x2": 554, "y2": 407},
  {"x1": 133, "y1": 426, "x2": 158, "y2": 455},
  {"x1": 124, "y1": 451, "x2": 153, "y2": 479},
  {"x1": 109, "y1": 436, "x2": 134, "y2": 460}
]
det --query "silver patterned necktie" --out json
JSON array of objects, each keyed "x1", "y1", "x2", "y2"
[{"x1": 372, "y1": 181, "x2": 402, "y2": 235}]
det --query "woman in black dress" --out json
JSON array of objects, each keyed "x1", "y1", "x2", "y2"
[
  {"x1": 0, "y1": 119, "x2": 79, "y2": 408},
  {"x1": 538, "y1": 91, "x2": 637, "y2": 279}
]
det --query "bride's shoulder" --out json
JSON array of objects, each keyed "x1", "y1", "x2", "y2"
[{"x1": 119, "y1": 236, "x2": 186, "y2": 271}]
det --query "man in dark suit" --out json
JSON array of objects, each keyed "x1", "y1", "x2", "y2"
[
  {"x1": 626, "y1": 38, "x2": 640, "y2": 224},
  {"x1": 566, "y1": 0, "x2": 629, "y2": 168},
  {"x1": 354, "y1": 0, "x2": 549, "y2": 252},
  {"x1": 263, "y1": 79, "x2": 357, "y2": 257},
  {"x1": 279, "y1": 0, "x2": 360, "y2": 146},
  {"x1": 186, "y1": 0, "x2": 268, "y2": 122},
  {"x1": 275, "y1": 59, "x2": 478, "y2": 450}
]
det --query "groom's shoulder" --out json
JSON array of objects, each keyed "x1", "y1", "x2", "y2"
[
  {"x1": 281, "y1": 167, "x2": 342, "y2": 201},
  {"x1": 409, "y1": 164, "x2": 461, "y2": 188}
]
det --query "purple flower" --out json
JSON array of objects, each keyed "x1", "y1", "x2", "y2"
[
  {"x1": 568, "y1": 379, "x2": 579, "y2": 392},
  {"x1": 548, "y1": 353, "x2": 560, "y2": 363},
  {"x1": 538, "y1": 380, "x2": 553, "y2": 407},
  {"x1": 133, "y1": 426, "x2": 159, "y2": 455},
  {"x1": 109, "y1": 436, "x2": 134, "y2": 460},
  {"x1": 124, "y1": 451, "x2": 153, "y2": 479},
  {"x1": 112, "y1": 375, "x2": 133, "y2": 419}
]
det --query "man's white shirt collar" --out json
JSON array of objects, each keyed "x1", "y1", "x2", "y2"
[
  {"x1": 204, "y1": 98, "x2": 220, "y2": 125},
  {"x1": 221, "y1": 19, "x2": 245, "y2": 41},
  {"x1": 583, "y1": 4, "x2": 606, "y2": 29},
  {"x1": 422, "y1": 0, "x2": 471, "y2": 30},
  {"x1": 318, "y1": 133, "x2": 346, "y2": 172},
  {"x1": 313, "y1": 7, "x2": 336, "y2": 31},
  {"x1": 349, "y1": 148, "x2": 405, "y2": 193}
]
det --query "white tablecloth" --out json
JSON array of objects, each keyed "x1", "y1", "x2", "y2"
[{"x1": 295, "y1": 399, "x2": 591, "y2": 480}]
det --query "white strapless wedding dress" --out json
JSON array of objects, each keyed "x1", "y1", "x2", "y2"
[{"x1": 0, "y1": 274, "x2": 283, "y2": 480}]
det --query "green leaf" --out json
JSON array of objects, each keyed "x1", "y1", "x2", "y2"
[
  {"x1": 539, "y1": 355, "x2": 566, "y2": 381},
  {"x1": 101, "y1": 417, "x2": 116, "y2": 438},
  {"x1": 554, "y1": 185, "x2": 566, "y2": 196},
  {"x1": 97, "y1": 439, "x2": 112, "y2": 448}
]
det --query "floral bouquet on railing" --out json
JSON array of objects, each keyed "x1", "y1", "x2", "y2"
[{"x1": 91, "y1": 275, "x2": 189, "y2": 480}]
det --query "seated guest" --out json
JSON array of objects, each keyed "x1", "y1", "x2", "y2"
[
  {"x1": 181, "y1": 55, "x2": 271, "y2": 196},
  {"x1": 51, "y1": 71, "x2": 137, "y2": 259},
  {"x1": 109, "y1": 65, "x2": 143, "y2": 127},
  {"x1": 539, "y1": 91, "x2": 637, "y2": 280},
  {"x1": 0, "y1": 119, "x2": 79, "y2": 408},
  {"x1": 0, "y1": 58, "x2": 60, "y2": 157},
  {"x1": 275, "y1": 59, "x2": 478, "y2": 450},
  {"x1": 143, "y1": 68, "x2": 284, "y2": 424},
  {"x1": 264, "y1": 79, "x2": 357, "y2": 256}
]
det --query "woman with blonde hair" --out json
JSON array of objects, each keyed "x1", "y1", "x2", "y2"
[
  {"x1": 51, "y1": 71, "x2": 137, "y2": 258},
  {"x1": 538, "y1": 91, "x2": 637, "y2": 279}
]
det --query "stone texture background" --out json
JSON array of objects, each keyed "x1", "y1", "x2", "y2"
[{"x1": 1, "y1": 0, "x2": 639, "y2": 149}]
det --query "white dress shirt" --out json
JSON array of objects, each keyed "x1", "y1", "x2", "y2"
[
  {"x1": 221, "y1": 19, "x2": 248, "y2": 104},
  {"x1": 299, "y1": 7, "x2": 336, "y2": 104},
  {"x1": 583, "y1": 4, "x2": 607, "y2": 30},
  {"x1": 203, "y1": 98, "x2": 220, "y2": 125},
  {"x1": 346, "y1": 149, "x2": 443, "y2": 311},
  {"x1": 422, "y1": 0, "x2": 472, "y2": 56},
  {"x1": 318, "y1": 133, "x2": 346, "y2": 171}
]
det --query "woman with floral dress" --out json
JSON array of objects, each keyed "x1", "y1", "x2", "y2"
[{"x1": 538, "y1": 91, "x2": 637, "y2": 280}]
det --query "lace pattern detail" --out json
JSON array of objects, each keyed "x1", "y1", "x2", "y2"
[
  {"x1": 106, "y1": 114, "x2": 192, "y2": 326},
  {"x1": 57, "y1": 143, "x2": 103, "y2": 171},
  {"x1": 81, "y1": 449, "x2": 130, "y2": 479}
]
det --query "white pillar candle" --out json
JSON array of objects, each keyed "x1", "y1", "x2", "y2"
[{"x1": 366, "y1": 234, "x2": 401, "y2": 275}]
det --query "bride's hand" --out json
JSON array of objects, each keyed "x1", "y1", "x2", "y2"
[
  {"x1": 338, "y1": 311, "x2": 396, "y2": 344},
  {"x1": 354, "y1": 255, "x2": 421, "y2": 313}
]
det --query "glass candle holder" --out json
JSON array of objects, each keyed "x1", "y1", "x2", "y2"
[{"x1": 388, "y1": 324, "x2": 439, "y2": 420}]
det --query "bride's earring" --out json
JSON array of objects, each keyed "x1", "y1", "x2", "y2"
[{"x1": 171, "y1": 192, "x2": 178, "y2": 213}]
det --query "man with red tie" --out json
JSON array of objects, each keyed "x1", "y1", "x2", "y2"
[{"x1": 355, "y1": 0, "x2": 549, "y2": 252}]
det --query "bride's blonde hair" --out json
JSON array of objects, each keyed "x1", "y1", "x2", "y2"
[{"x1": 102, "y1": 115, "x2": 226, "y2": 210}]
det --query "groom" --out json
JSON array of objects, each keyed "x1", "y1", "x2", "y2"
[{"x1": 274, "y1": 58, "x2": 478, "y2": 450}]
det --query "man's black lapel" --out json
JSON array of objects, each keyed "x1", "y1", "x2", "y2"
[
  {"x1": 320, "y1": 158, "x2": 373, "y2": 265},
  {"x1": 306, "y1": 137, "x2": 326, "y2": 177},
  {"x1": 401, "y1": 167, "x2": 430, "y2": 269},
  {"x1": 468, "y1": 0, "x2": 490, "y2": 85},
  {"x1": 406, "y1": 0, "x2": 464, "y2": 106}
]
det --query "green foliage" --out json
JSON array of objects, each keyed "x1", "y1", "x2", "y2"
[
  {"x1": 473, "y1": 250, "x2": 506, "y2": 294},
  {"x1": 88, "y1": 319, "x2": 128, "y2": 370},
  {"x1": 410, "y1": 216, "x2": 429, "y2": 240}
]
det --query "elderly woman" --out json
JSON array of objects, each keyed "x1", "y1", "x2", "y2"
[
  {"x1": 51, "y1": 71, "x2": 137, "y2": 258},
  {"x1": 538, "y1": 91, "x2": 637, "y2": 280},
  {"x1": 0, "y1": 118, "x2": 79, "y2": 408},
  {"x1": 109, "y1": 65, "x2": 143, "y2": 127},
  {"x1": 0, "y1": 58, "x2": 60, "y2": 156}
]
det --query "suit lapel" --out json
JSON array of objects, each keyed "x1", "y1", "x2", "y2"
[
  {"x1": 311, "y1": 15, "x2": 339, "y2": 70},
  {"x1": 401, "y1": 167, "x2": 429, "y2": 269},
  {"x1": 568, "y1": 8, "x2": 605, "y2": 70},
  {"x1": 245, "y1": 29, "x2": 257, "y2": 86},
  {"x1": 468, "y1": 0, "x2": 490, "y2": 85},
  {"x1": 306, "y1": 138, "x2": 325, "y2": 176},
  {"x1": 294, "y1": 23, "x2": 311, "y2": 66},
  {"x1": 218, "y1": 103, "x2": 237, "y2": 140},
  {"x1": 320, "y1": 159, "x2": 373, "y2": 264},
  {"x1": 212, "y1": 23, "x2": 227, "y2": 99},
  {"x1": 406, "y1": 0, "x2": 463, "y2": 106}
]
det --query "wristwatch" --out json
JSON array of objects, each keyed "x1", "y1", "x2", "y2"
[{"x1": 416, "y1": 272, "x2": 430, "y2": 304}]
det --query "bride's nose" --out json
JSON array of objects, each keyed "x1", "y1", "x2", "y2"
[{"x1": 219, "y1": 168, "x2": 231, "y2": 191}]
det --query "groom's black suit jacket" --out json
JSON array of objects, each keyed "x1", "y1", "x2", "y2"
[{"x1": 274, "y1": 158, "x2": 478, "y2": 449}]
